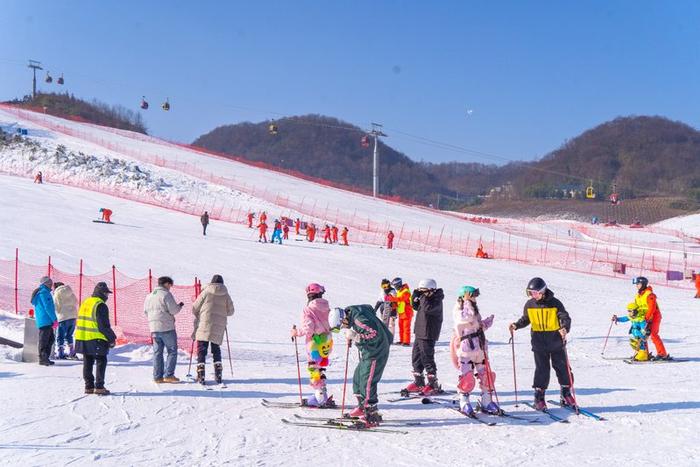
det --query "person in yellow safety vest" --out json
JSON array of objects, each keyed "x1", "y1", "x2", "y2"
[
  {"x1": 75, "y1": 282, "x2": 117, "y2": 395},
  {"x1": 628, "y1": 276, "x2": 670, "y2": 360},
  {"x1": 387, "y1": 277, "x2": 413, "y2": 346}
]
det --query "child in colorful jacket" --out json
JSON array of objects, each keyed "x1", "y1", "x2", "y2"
[
  {"x1": 290, "y1": 283, "x2": 335, "y2": 407},
  {"x1": 612, "y1": 304, "x2": 649, "y2": 361}
]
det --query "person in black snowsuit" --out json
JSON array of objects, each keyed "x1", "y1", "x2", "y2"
[
  {"x1": 201, "y1": 211, "x2": 209, "y2": 236},
  {"x1": 405, "y1": 279, "x2": 444, "y2": 395},
  {"x1": 509, "y1": 277, "x2": 573, "y2": 409}
]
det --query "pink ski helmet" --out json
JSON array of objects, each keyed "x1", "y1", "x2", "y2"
[{"x1": 305, "y1": 283, "x2": 325, "y2": 295}]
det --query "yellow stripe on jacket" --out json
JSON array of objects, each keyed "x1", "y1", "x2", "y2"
[{"x1": 526, "y1": 307, "x2": 560, "y2": 332}]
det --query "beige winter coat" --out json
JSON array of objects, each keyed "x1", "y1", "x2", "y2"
[
  {"x1": 192, "y1": 283, "x2": 234, "y2": 345},
  {"x1": 53, "y1": 285, "x2": 78, "y2": 322}
]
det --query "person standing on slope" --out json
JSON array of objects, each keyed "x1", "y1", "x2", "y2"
[
  {"x1": 404, "y1": 279, "x2": 444, "y2": 395},
  {"x1": 283, "y1": 223, "x2": 290, "y2": 240},
  {"x1": 201, "y1": 211, "x2": 209, "y2": 236},
  {"x1": 373, "y1": 279, "x2": 396, "y2": 343},
  {"x1": 53, "y1": 281, "x2": 78, "y2": 359},
  {"x1": 31, "y1": 276, "x2": 58, "y2": 366},
  {"x1": 271, "y1": 219, "x2": 283, "y2": 244},
  {"x1": 257, "y1": 220, "x2": 268, "y2": 243},
  {"x1": 144, "y1": 276, "x2": 184, "y2": 383},
  {"x1": 450, "y1": 286, "x2": 500, "y2": 415},
  {"x1": 331, "y1": 225, "x2": 339, "y2": 244},
  {"x1": 340, "y1": 227, "x2": 349, "y2": 246},
  {"x1": 509, "y1": 277, "x2": 574, "y2": 410},
  {"x1": 192, "y1": 275, "x2": 235, "y2": 385},
  {"x1": 387, "y1": 230, "x2": 395, "y2": 249},
  {"x1": 247, "y1": 212, "x2": 255, "y2": 228},
  {"x1": 612, "y1": 305, "x2": 649, "y2": 361},
  {"x1": 388, "y1": 277, "x2": 413, "y2": 346},
  {"x1": 295, "y1": 218, "x2": 301, "y2": 235},
  {"x1": 76, "y1": 282, "x2": 117, "y2": 395},
  {"x1": 629, "y1": 276, "x2": 670, "y2": 360},
  {"x1": 694, "y1": 272, "x2": 700, "y2": 299},
  {"x1": 323, "y1": 225, "x2": 332, "y2": 244},
  {"x1": 290, "y1": 283, "x2": 336, "y2": 407},
  {"x1": 331, "y1": 304, "x2": 392, "y2": 427}
]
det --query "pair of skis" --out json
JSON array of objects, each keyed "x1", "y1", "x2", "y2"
[
  {"x1": 424, "y1": 397, "x2": 541, "y2": 426},
  {"x1": 523, "y1": 400, "x2": 605, "y2": 422}
]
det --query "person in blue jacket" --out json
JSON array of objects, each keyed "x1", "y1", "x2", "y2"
[{"x1": 30, "y1": 276, "x2": 58, "y2": 366}]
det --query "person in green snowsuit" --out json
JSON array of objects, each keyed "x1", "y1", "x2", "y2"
[{"x1": 340, "y1": 304, "x2": 392, "y2": 425}]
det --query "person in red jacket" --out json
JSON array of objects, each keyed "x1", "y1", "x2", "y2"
[
  {"x1": 629, "y1": 277, "x2": 670, "y2": 360},
  {"x1": 295, "y1": 218, "x2": 301, "y2": 235},
  {"x1": 476, "y1": 243, "x2": 490, "y2": 259},
  {"x1": 283, "y1": 223, "x2": 290, "y2": 240},
  {"x1": 260, "y1": 211, "x2": 267, "y2": 224},
  {"x1": 323, "y1": 225, "x2": 332, "y2": 244},
  {"x1": 258, "y1": 221, "x2": 268, "y2": 243},
  {"x1": 387, "y1": 230, "x2": 395, "y2": 249},
  {"x1": 307, "y1": 224, "x2": 316, "y2": 242},
  {"x1": 331, "y1": 225, "x2": 339, "y2": 244},
  {"x1": 341, "y1": 227, "x2": 349, "y2": 246},
  {"x1": 247, "y1": 212, "x2": 255, "y2": 228},
  {"x1": 100, "y1": 208, "x2": 113, "y2": 223},
  {"x1": 694, "y1": 273, "x2": 700, "y2": 299},
  {"x1": 34, "y1": 171, "x2": 43, "y2": 184}
]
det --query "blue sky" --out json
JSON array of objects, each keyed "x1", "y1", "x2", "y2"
[{"x1": 0, "y1": 1, "x2": 698, "y2": 164}]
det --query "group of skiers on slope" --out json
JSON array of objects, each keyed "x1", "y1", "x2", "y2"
[{"x1": 245, "y1": 211, "x2": 350, "y2": 246}]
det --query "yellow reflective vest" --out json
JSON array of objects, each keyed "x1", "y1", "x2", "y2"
[
  {"x1": 75, "y1": 297, "x2": 107, "y2": 342},
  {"x1": 395, "y1": 286, "x2": 412, "y2": 315}
]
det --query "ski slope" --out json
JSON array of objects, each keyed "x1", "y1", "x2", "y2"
[{"x1": 1, "y1": 173, "x2": 699, "y2": 466}]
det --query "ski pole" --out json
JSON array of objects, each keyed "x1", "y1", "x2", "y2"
[
  {"x1": 509, "y1": 329, "x2": 519, "y2": 407},
  {"x1": 224, "y1": 327, "x2": 234, "y2": 378},
  {"x1": 562, "y1": 338, "x2": 580, "y2": 415},
  {"x1": 292, "y1": 325, "x2": 304, "y2": 405},
  {"x1": 601, "y1": 319, "x2": 615, "y2": 355},
  {"x1": 482, "y1": 348, "x2": 502, "y2": 412},
  {"x1": 186, "y1": 339, "x2": 195, "y2": 378},
  {"x1": 340, "y1": 339, "x2": 351, "y2": 418}
]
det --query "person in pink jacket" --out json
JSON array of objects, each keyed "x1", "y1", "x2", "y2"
[
  {"x1": 290, "y1": 283, "x2": 335, "y2": 407},
  {"x1": 450, "y1": 286, "x2": 499, "y2": 415}
]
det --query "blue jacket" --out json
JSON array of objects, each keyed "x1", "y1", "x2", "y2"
[
  {"x1": 31, "y1": 284, "x2": 57, "y2": 328},
  {"x1": 617, "y1": 315, "x2": 646, "y2": 340}
]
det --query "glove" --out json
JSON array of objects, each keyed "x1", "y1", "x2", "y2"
[
  {"x1": 508, "y1": 323, "x2": 517, "y2": 333},
  {"x1": 644, "y1": 326, "x2": 651, "y2": 337},
  {"x1": 612, "y1": 315, "x2": 618, "y2": 323},
  {"x1": 344, "y1": 328, "x2": 357, "y2": 342},
  {"x1": 290, "y1": 327, "x2": 299, "y2": 338},
  {"x1": 52, "y1": 321, "x2": 58, "y2": 330},
  {"x1": 559, "y1": 328, "x2": 568, "y2": 340}
]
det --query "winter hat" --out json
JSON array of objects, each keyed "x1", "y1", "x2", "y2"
[
  {"x1": 53, "y1": 281, "x2": 65, "y2": 290},
  {"x1": 94, "y1": 282, "x2": 112, "y2": 295},
  {"x1": 39, "y1": 276, "x2": 53, "y2": 288},
  {"x1": 211, "y1": 274, "x2": 224, "y2": 284}
]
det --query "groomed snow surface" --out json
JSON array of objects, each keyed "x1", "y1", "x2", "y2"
[{"x1": 1, "y1": 174, "x2": 699, "y2": 466}]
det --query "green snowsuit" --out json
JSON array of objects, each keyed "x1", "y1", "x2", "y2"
[{"x1": 346, "y1": 305, "x2": 392, "y2": 406}]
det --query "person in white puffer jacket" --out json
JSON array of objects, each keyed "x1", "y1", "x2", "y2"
[
  {"x1": 450, "y1": 285, "x2": 499, "y2": 416},
  {"x1": 53, "y1": 282, "x2": 79, "y2": 359},
  {"x1": 144, "y1": 276, "x2": 184, "y2": 383}
]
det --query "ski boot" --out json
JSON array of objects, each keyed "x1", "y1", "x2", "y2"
[
  {"x1": 196, "y1": 363, "x2": 206, "y2": 384},
  {"x1": 420, "y1": 374, "x2": 442, "y2": 396},
  {"x1": 459, "y1": 393, "x2": 475, "y2": 416},
  {"x1": 400, "y1": 372, "x2": 425, "y2": 396},
  {"x1": 359, "y1": 404, "x2": 382, "y2": 427},
  {"x1": 214, "y1": 362, "x2": 223, "y2": 384},
  {"x1": 652, "y1": 353, "x2": 672, "y2": 361},
  {"x1": 479, "y1": 391, "x2": 501, "y2": 415},
  {"x1": 560, "y1": 386, "x2": 577, "y2": 408},
  {"x1": 533, "y1": 388, "x2": 547, "y2": 411},
  {"x1": 57, "y1": 345, "x2": 66, "y2": 360},
  {"x1": 345, "y1": 396, "x2": 365, "y2": 418},
  {"x1": 307, "y1": 386, "x2": 337, "y2": 408}
]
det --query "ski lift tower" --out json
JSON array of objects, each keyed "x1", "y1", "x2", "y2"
[
  {"x1": 27, "y1": 60, "x2": 43, "y2": 99},
  {"x1": 370, "y1": 122, "x2": 387, "y2": 198}
]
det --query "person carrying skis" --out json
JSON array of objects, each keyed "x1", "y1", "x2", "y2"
[
  {"x1": 99, "y1": 208, "x2": 113, "y2": 223},
  {"x1": 331, "y1": 225, "x2": 339, "y2": 243},
  {"x1": 75, "y1": 282, "x2": 117, "y2": 395},
  {"x1": 144, "y1": 276, "x2": 184, "y2": 383},
  {"x1": 450, "y1": 286, "x2": 499, "y2": 415},
  {"x1": 53, "y1": 281, "x2": 78, "y2": 360},
  {"x1": 283, "y1": 223, "x2": 290, "y2": 240},
  {"x1": 271, "y1": 219, "x2": 283, "y2": 244},
  {"x1": 201, "y1": 211, "x2": 209, "y2": 235},
  {"x1": 323, "y1": 225, "x2": 332, "y2": 243},
  {"x1": 387, "y1": 230, "x2": 395, "y2": 249},
  {"x1": 404, "y1": 279, "x2": 444, "y2": 395},
  {"x1": 509, "y1": 277, "x2": 574, "y2": 410},
  {"x1": 388, "y1": 277, "x2": 413, "y2": 346},
  {"x1": 612, "y1": 304, "x2": 649, "y2": 361},
  {"x1": 257, "y1": 220, "x2": 268, "y2": 243},
  {"x1": 373, "y1": 279, "x2": 396, "y2": 343},
  {"x1": 290, "y1": 283, "x2": 335, "y2": 407},
  {"x1": 629, "y1": 276, "x2": 670, "y2": 360},
  {"x1": 341, "y1": 227, "x2": 349, "y2": 246},
  {"x1": 192, "y1": 275, "x2": 235, "y2": 385},
  {"x1": 31, "y1": 276, "x2": 58, "y2": 366},
  {"x1": 247, "y1": 212, "x2": 255, "y2": 228},
  {"x1": 331, "y1": 304, "x2": 392, "y2": 426}
]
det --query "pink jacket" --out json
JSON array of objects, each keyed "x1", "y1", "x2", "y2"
[
  {"x1": 296, "y1": 298, "x2": 331, "y2": 342},
  {"x1": 450, "y1": 299, "x2": 494, "y2": 369}
]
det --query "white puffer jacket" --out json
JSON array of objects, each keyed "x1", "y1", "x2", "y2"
[
  {"x1": 144, "y1": 286, "x2": 183, "y2": 333},
  {"x1": 53, "y1": 285, "x2": 78, "y2": 322}
]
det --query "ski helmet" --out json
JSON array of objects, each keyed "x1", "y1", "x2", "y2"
[
  {"x1": 329, "y1": 307, "x2": 346, "y2": 331},
  {"x1": 391, "y1": 277, "x2": 403, "y2": 289},
  {"x1": 632, "y1": 276, "x2": 648, "y2": 289},
  {"x1": 305, "y1": 283, "x2": 325, "y2": 295},
  {"x1": 458, "y1": 285, "x2": 480, "y2": 298},
  {"x1": 418, "y1": 279, "x2": 437, "y2": 290},
  {"x1": 526, "y1": 277, "x2": 547, "y2": 296}
]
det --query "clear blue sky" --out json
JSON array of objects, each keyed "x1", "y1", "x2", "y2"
[{"x1": 1, "y1": 1, "x2": 698, "y2": 164}]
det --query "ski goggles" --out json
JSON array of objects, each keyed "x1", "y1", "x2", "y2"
[{"x1": 526, "y1": 287, "x2": 546, "y2": 297}]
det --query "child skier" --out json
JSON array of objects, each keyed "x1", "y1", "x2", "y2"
[
  {"x1": 612, "y1": 305, "x2": 649, "y2": 361},
  {"x1": 450, "y1": 286, "x2": 499, "y2": 415},
  {"x1": 629, "y1": 276, "x2": 670, "y2": 360},
  {"x1": 330, "y1": 304, "x2": 392, "y2": 426},
  {"x1": 257, "y1": 220, "x2": 268, "y2": 243},
  {"x1": 290, "y1": 283, "x2": 335, "y2": 407},
  {"x1": 388, "y1": 277, "x2": 413, "y2": 346},
  {"x1": 373, "y1": 279, "x2": 396, "y2": 343},
  {"x1": 271, "y1": 219, "x2": 283, "y2": 244}
]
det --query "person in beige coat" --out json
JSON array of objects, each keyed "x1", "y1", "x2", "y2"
[
  {"x1": 192, "y1": 274, "x2": 234, "y2": 384},
  {"x1": 53, "y1": 282, "x2": 79, "y2": 359}
]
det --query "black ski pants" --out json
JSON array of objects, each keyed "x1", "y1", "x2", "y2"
[
  {"x1": 197, "y1": 340, "x2": 221, "y2": 364},
  {"x1": 533, "y1": 348, "x2": 571, "y2": 390},
  {"x1": 202, "y1": 224, "x2": 208, "y2": 236},
  {"x1": 412, "y1": 338, "x2": 437, "y2": 376},
  {"x1": 83, "y1": 354, "x2": 108, "y2": 389},
  {"x1": 38, "y1": 325, "x2": 55, "y2": 364}
]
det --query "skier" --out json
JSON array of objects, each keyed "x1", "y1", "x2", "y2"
[
  {"x1": 271, "y1": 219, "x2": 283, "y2": 244},
  {"x1": 331, "y1": 225, "x2": 339, "y2": 244},
  {"x1": 290, "y1": 283, "x2": 335, "y2": 407},
  {"x1": 331, "y1": 304, "x2": 392, "y2": 426},
  {"x1": 404, "y1": 279, "x2": 444, "y2": 395},
  {"x1": 75, "y1": 282, "x2": 117, "y2": 395},
  {"x1": 53, "y1": 281, "x2": 78, "y2": 360},
  {"x1": 201, "y1": 211, "x2": 209, "y2": 236},
  {"x1": 341, "y1": 227, "x2": 349, "y2": 246},
  {"x1": 373, "y1": 279, "x2": 396, "y2": 343},
  {"x1": 34, "y1": 171, "x2": 43, "y2": 184},
  {"x1": 388, "y1": 277, "x2": 413, "y2": 346},
  {"x1": 307, "y1": 223, "x2": 316, "y2": 242},
  {"x1": 629, "y1": 276, "x2": 670, "y2": 360},
  {"x1": 192, "y1": 275, "x2": 235, "y2": 385},
  {"x1": 283, "y1": 223, "x2": 290, "y2": 240},
  {"x1": 260, "y1": 211, "x2": 268, "y2": 224},
  {"x1": 99, "y1": 208, "x2": 113, "y2": 223},
  {"x1": 695, "y1": 272, "x2": 700, "y2": 299},
  {"x1": 509, "y1": 277, "x2": 574, "y2": 410},
  {"x1": 295, "y1": 218, "x2": 301, "y2": 235},
  {"x1": 247, "y1": 212, "x2": 255, "y2": 228},
  {"x1": 144, "y1": 276, "x2": 184, "y2": 383},
  {"x1": 612, "y1": 305, "x2": 649, "y2": 361},
  {"x1": 30, "y1": 276, "x2": 58, "y2": 366},
  {"x1": 475, "y1": 243, "x2": 490, "y2": 259},
  {"x1": 450, "y1": 286, "x2": 500, "y2": 415},
  {"x1": 387, "y1": 230, "x2": 395, "y2": 249},
  {"x1": 257, "y1": 220, "x2": 268, "y2": 243},
  {"x1": 323, "y1": 225, "x2": 332, "y2": 244}
]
